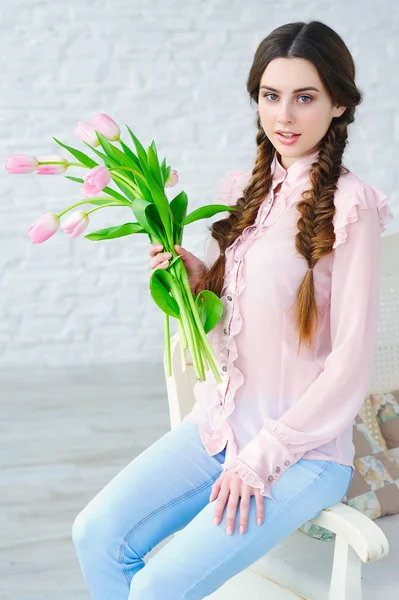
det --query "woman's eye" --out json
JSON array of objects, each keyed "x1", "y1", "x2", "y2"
[
  {"x1": 298, "y1": 95, "x2": 312, "y2": 103},
  {"x1": 262, "y1": 93, "x2": 312, "y2": 104}
]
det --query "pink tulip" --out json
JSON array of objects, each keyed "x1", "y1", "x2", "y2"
[
  {"x1": 27, "y1": 213, "x2": 60, "y2": 244},
  {"x1": 36, "y1": 154, "x2": 68, "y2": 175},
  {"x1": 74, "y1": 121, "x2": 100, "y2": 146},
  {"x1": 81, "y1": 165, "x2": 111, "y2": 198},
  {"x1": 6, "y1": 154, "x2": 38, "y2": 174},
  {"x1": 92, "y1": 113, "x2": 121, "y2": 141},
  {"x1": 165, "y1": 168, "x2": 179, "y2": 188},
  {"x1": 60, "y1": 210, "x2": 89, "y2": 238}
]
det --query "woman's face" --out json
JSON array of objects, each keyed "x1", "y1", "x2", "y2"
[{"x1": 258, "y1": 57, "x2": 346, "y2": 169}]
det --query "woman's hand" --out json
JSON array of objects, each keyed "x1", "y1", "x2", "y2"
[
  {"x1": 148, "y1": 243, "x2": 209, "y2": 294},
  {"x1": 209, "y1": 469, "x2": 265, "y2": 535}
]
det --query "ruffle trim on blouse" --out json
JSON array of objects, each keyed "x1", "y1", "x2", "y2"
[
  {"x1": 332, "y1": 181, "x2": 394, "y2": 250},
  {"x1": 224, "y1": 459, "x2": 277, "y2": 503},
  {"x1": 205, "y1": 170, "x2": 255, "y2": 432}
]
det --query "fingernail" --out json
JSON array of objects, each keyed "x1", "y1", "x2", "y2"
[
  {"x1": 227, "y1": 526, "x2": 233, "y2": 535},
  {"x1": 257, "y1": 518, "x2": 262, "y2": 526},
  {"x1": 239, "y1": 525, "x2": 245, "y2": 534},
  {"x1": 213, "y1": 517, "x2": 219, "y2": 525}
]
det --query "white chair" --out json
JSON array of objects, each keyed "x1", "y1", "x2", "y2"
[{"x1": 163, "y1": 231, "x2": 399, "y2": 600}]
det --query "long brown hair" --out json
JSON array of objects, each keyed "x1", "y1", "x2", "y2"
[{"x1": 195, "y1": 20, "x2": 363, "y2": 353}]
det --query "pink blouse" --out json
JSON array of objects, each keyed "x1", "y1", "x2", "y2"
[{"x1": 183, "y1": 149, "x2": 394, "y2": 502}]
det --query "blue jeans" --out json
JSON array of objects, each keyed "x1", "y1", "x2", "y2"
[{"x1": 72, "y1": 420, "x2": 353, "y2": 600}]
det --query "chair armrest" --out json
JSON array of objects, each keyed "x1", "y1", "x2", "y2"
[{"x1": 310, "y1": 502, "x2": 389, "y2": 562}]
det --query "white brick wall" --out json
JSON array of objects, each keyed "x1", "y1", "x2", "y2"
[{"x1": 0, "y1": 0, "x2": 397, "y2": 367}]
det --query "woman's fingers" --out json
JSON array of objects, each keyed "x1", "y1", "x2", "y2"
[
  {"x1": 238, "y1": 487, "x2": 251, "y2": 535},
  {"x1": 148, "y1": 243, "x2": 163, "y2": 257},
  {"x1": 148, "y1": 242, "x2": 173, "y2": 277},
  {"x1": 209, "y1": 477, "x2": 222, "y2": 503},
  {"x1": 224, "y1": 487, "x2": 240, "y2": 535},
  {"x1": 213, "y1": 487, "x2": 230, "y2": 529},
  {"x1": 255, "y1": 489, "x2": 265, "y2": 526},
  {"x1": 147, "y1": 257, "x2": 170, "y2": 278}
]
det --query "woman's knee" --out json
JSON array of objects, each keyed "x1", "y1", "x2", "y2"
[{"x1": 72, "y1": 506, "x2": 107, "y2": 553}]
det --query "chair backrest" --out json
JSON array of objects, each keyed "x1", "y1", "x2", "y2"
[
  {"x1": 369, "y1": 230, "x2": 399, "y2": 393},
  {"x1": 164, "y1": 231, "x2": 399, "y2": 428},
  {"x1": 164, "y1": 333, "x2": 197, "y2": 430}
]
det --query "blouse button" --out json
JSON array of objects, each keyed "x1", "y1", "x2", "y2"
[
  {"x1": 222, "y1": 365, "x2": 227, "y2": 372},
  {"x1": 284, "y1": 460, "x2": 291, "y2": 466},
  {"x1": 268, "y1": 475, "x2": 274, "y2": 482},
  {"x1": 223, "y1": 327, "x2": 228, "y2": 335},
  {"x1": 227, "y1": 295, "x2": 232, "y2": 301},
  {"x1": 219, "y1": 400, "x2": 223, "y2": 406},
  {"x1": 275, "y1": 466, "x2": 281, "y2": 473}
]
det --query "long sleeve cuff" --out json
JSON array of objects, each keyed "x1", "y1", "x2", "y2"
[{"x1": 223, "y1": 425, "x2": 301, "y2": 503}]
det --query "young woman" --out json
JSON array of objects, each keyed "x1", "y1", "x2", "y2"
[{"x1": 72, "y1": 20, "x2": 394, "y2": 599}]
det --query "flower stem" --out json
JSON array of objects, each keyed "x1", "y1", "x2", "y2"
[
  {"x1": 37, "y1": 161, "x2": 85, "y2": 167},
  {"x1": 167, "y1": 273, "x2": 204, "y2": 380},
  {"x1": 174, "y1": 259, "x2": 223, "y2": 383},
  {"x1": 57, "y1": 198, "x2": 125, "y2": 218},
  {"x1": 86, "y1": 202, "x2": 124, "y2": 215},
  {"x1": 164, "y1": 313, "x2": 172, "y2": 377},
  {"x1": 110, "y1": 171, "x2": 141, "y2": 196},
  {"x1": 109, "y1": 166, "x2": 148, "y2": 185}
]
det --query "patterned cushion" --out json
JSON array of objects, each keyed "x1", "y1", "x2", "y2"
[
  {"x1": 370, "y1": 390, "x2": 399, "y2": 466},
  {"x1": 299, "y1": 394, "x2": 399, "y2": 542}
]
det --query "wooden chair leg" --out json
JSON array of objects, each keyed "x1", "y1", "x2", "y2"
[{"x1": 329, "y1": 536, "x2": 362, "y2": 600}]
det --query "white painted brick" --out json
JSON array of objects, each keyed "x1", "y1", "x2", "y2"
[{"x1": 0, "y1": 0, "x2": 397, "y2": 367}]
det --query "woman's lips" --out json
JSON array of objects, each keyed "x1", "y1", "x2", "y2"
[{"x1": 276, "y1": 132, "x2": 301, "y2": 145}]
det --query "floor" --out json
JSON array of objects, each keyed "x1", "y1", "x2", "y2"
[{"x1": 0, "y1": 362, "x2": 173, "y2": 600}]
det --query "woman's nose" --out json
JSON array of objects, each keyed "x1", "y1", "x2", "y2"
[{"x1": 277, "y1": 102, "x2": 294, "y2": 123}]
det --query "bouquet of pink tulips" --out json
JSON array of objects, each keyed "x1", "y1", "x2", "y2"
[{"x1": 6, "y1": 113, "x2": 233, "y2": 382}]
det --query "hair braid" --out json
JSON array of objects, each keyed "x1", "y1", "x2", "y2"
[{"x1": 194, "y1": 20, "x2": 362, "y2": 352}]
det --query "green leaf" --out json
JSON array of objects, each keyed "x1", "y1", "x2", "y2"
[
  {"x1": 53, "y1": 137, "x2": 98, "y2": 168},
  {"x1": 181, "y1": 203, "x2": 236, "y2": 226},
  {"x1": 150, "y1": 139, "x2": 158, "y2": 156},
  {"x1": 144, "y1": 177, "x2": 173, "y2": 240},
  {"x1": 170, "y1": 191, "x2": 188, "y2": 225},
  {"x1": 163, "y1": 165, "x2": 171, "y2": 184},
  {"x1": 84, "y1": 222, "x2": 146, "y2": 241},
  {"x1": 125, "y1": 125, "x2": 151, "y2": 179},
  {"x1": 119, "y1": 138, "x2": 153, "y2": 202},
  {"x1": 65, "y1": 175, "x2": 85, "y2": 184},
  {"x1": 131, "y1": 197, "x2": 159, "y2": 234},
  {"x1": 110, "y1": 177, "x2": 138, "y2": 203},
  {"x1": 97, "y1": 131, "x2": 148, "y2": 186},
  {"x1": 147, "y1": 145, "x2": 163, "y2": 189},
  {"x1": 95, "y1": 130, "x2": 121, "y2": 163},
  {"x1": 149, "y1": 268, "x2": 180, "y2": 318},
  {"x1": 64, "y1": 175, "x2": 131, "y2": 206},
  {"x1": 119, "y1": 139, "x2": 141, "y2": 170},
  {"x1": 102, "y1": 185, "x2": 131, "y2": 204},
  {"x1": 169, "y1": 190, "x2": 188, "y2": 245},
  {"x1": 82, "y1": 141, "x2": 121, "y2": 171},
  {"x1": 194, "y1": 290, "x2": 223, "y2": 333}
]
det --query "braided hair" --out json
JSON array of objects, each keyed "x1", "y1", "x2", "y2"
[{"x1": 195, "y1": 20, "x2": 362, "y2": 352}]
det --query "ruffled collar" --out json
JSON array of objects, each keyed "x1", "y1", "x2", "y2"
[{"x1": 271, "y1": 148, "x2": 320, "y2": 192}]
